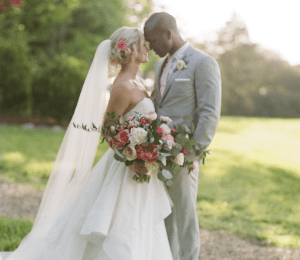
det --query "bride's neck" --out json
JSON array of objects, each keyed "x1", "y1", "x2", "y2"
[{"x1": 119, "y1": 60, "x2": 139, "y2": 80}]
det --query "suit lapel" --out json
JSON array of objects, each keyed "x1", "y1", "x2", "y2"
[{"x1": 159, "y1": 46, "x2": 194, "y2": 104}]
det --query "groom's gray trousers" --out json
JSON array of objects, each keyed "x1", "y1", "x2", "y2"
[{"x1": 165, "y1": 163, "x2": 200, "y2": 260}]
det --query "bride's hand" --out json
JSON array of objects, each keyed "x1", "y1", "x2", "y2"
[{"x1": 129, "y1": 161, "x2": 148, "y2": 176}]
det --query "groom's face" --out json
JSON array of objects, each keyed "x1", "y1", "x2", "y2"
[{"x1": 144, "y1": 28, "x2": 171, "y2": 58}]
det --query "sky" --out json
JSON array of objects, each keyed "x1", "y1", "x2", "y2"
[{"x1": 151, "y1": 0, "x2": 300, "y2": 66}]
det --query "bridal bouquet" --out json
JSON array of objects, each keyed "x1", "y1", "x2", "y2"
[{"x1": 99, "y1": 111, "x2": 211, "y2": 186}]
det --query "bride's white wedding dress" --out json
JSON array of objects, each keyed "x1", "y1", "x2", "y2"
[{"x1": 0, "y1": 97, "x2": 173, "y2": 260}]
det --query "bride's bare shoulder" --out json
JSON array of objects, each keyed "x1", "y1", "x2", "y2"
[
  {"x1": 111, "y1": 78, "x2": 135, "y2": 95},
  {"x1": 110, "y1": 79, "x2": 133, "y2": 99}
]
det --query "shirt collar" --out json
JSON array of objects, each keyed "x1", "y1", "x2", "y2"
[{"x1": 172, "y1": 41, "x2": 190, "y2": 61}]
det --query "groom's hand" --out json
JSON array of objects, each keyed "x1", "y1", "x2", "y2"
[{"x1": 129, "y1": 161, "x2": 149, "y2": 176}]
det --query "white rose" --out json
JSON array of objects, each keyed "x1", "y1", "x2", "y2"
[
  {"x1": 145, "y1": 111, "x2": 157, "y2": 121},
  {"x1": 123, "y1": 145, "x2": 137, "y2": 161},
  {"x1": 160, "y1": 123, "x2": 171, "y2": 134},
  {"x1": 175, "y1": 153, "x2": 184, "y2": 166},
  {"x1": 185, "y1": 134, "x2": 189, "y2": 139},
  {"x1": 177, "y1": 60, "x2": 187, "y2": 70},
  {"x1": 160, "y1": 116, "x2": 172, "y2": 124},
  {"x1": 128, "y1": 127, "x2": 148, "y2": 145}
]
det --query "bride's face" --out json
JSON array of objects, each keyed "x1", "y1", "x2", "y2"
[{"x1": 136, "y1": 38, "x2": 149, "y2": 64}]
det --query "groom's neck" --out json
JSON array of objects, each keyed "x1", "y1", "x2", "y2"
[{"x1": 169, "y1": 36, "x2": 185, "y2": 56}]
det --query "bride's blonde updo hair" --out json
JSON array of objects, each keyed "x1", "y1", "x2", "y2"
[{"x1": 110, "y1": 27, "x2": 144, "y2": 66}]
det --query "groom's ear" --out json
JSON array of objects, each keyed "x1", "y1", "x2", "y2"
[{"x1": 165, "y1": 29, "x2": 172, "y2": 40}]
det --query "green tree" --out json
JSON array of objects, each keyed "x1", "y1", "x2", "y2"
[{"x1": 195, "y1": 12, "x2": 300, "y2": 118}]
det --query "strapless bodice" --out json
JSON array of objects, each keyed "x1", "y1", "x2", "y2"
[{"x1": 122, "y1": 97, "x2": 155, "y2": 121}]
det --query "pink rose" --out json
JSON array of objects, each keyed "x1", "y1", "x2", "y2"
[
  {"x1": 118, "y1": 129, "x2": 129, "y2": 143},
  {"x1": 136, "y1": 144, "x2": 159, "y2": 163},
  {"x1": 112, "y1": 135, "x2": 125, "y2": 148},
  {"x1": 140, "y1": 118, "x2": 149, "y2": 126},
  {"x1": 182, "y1": 148, "x2": 188, "y2": 154},
  {"x1": 170, "y1": 127, "x2": 176, "y2": 132},
  {"x1": 156, "y1": 126, "x2": 163, "y2": 134},
  {"x1": 110, "y1": 139, "x2": 121, "y2": 149},
  {"x1": 117, "y1": 40, "x2": 128, "y2": 51},
  {"x1": 10, "y1": 0, "x2": 23, "y2": 8}
]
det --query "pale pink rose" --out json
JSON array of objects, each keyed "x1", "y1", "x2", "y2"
[
  {"x1": 162, "y1": 134, "x2": 175, "y2": 149},
  {"x1": 123, "y1": 145, "x2": 137, "y2": 161},
  {"x1": 145, "y1": 111, "x2": 157, "y2": 121},
  {"x1": 162, "y1": 133, "x2": 174, "y2": 142}
]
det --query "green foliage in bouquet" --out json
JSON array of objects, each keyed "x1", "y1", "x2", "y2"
[{"x1": 73, "y1": 111, "x2": 211, "y2": 186}]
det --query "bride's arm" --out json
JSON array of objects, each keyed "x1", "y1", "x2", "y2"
[
  {"x1": 102, "y1": 82, "x2": 148, "y2": 176},
  {"x1": 105, "y1": 82, "x2": 133, "y2": 118},
  {"x1": 101, "y1": 82, "x2": 133, "y2": 136}
]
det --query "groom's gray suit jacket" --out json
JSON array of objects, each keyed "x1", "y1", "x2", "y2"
[
  {"x1": 152, "y1": 44, "x2": 222, "y2": 152},
  {"x1": 152, "y1": 43, "x2": 221, "y2": 260}
]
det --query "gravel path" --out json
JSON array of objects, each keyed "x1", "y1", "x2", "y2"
[{"x1": 0, "y1": 178, "x2": 299, "y2": 260}]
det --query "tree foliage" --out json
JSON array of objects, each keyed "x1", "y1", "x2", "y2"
[
  {"x1": 2, "y1": 6, "x2": 299, "y2": 120},
  {"x1": 195, "y1": 13, "x2": 300, "y2": 118},
  {"x1": 0, "y1": 0, "x2": 154, "y2": 121}
]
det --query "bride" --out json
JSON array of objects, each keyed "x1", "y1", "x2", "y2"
[{"x1": 0, "y1": 27, "x2": 173, "y2": 260}]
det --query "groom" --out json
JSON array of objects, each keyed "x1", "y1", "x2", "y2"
[{"x1": 144, "y1": 12, "x2": 222, "y2": 260}]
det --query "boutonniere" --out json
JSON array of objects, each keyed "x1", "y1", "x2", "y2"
[{"x1": 174, "y1": 60, "x2": 188, "y2": 72}]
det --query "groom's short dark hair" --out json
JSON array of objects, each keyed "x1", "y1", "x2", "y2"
[{"x1": 144, "y1": 12, "x2": 178, "y2": 33}]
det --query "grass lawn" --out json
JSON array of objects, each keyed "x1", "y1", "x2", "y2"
[
  {"x1": 197, "y1": 116, "x2": 300, "y2": 248},
  {"x1": 0, "y1": 125, "x2": 109, "y2": 190},
  {"x1": 0, "y1": 116, "x2": 300, "y2": 249}
]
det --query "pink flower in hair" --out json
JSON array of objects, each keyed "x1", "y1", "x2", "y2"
[{"x1": 117, "y1": 40, "x2": 128, "y2": 51}]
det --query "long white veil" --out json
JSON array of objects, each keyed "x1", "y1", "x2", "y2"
[{"x1": 2, "y1": 39, "x2": 111, "y2": 260}]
